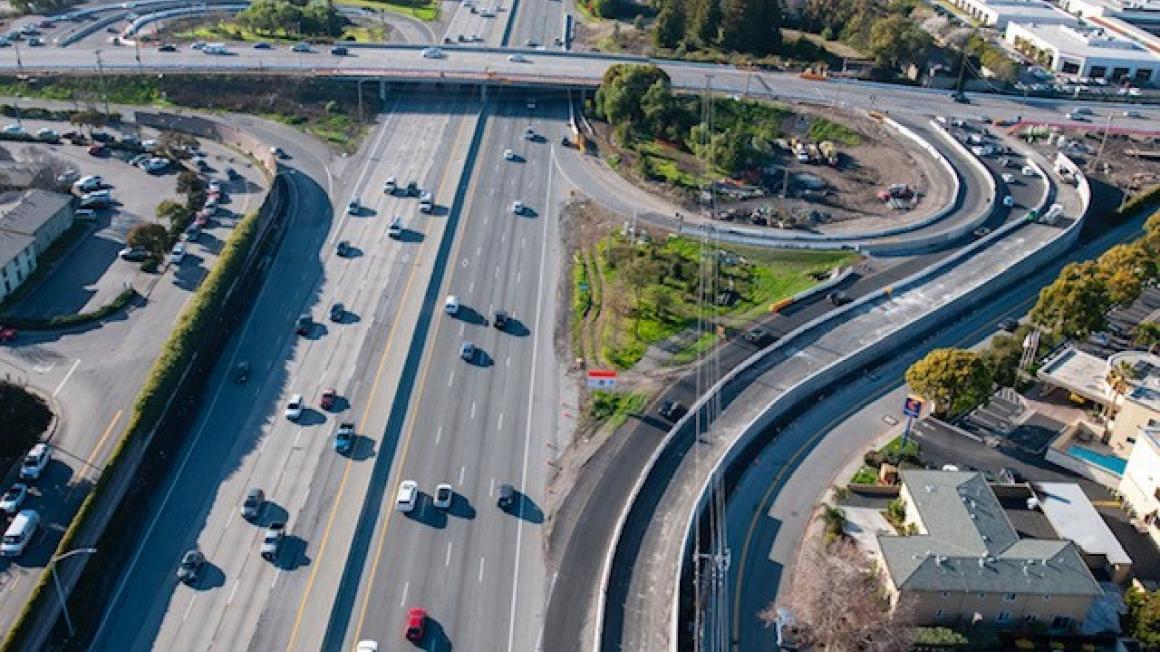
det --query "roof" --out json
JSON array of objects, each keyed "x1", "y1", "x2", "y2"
[
  {"x1": 1111, "y1": 351, "x2": 1160, "y2": 412},
  {"x1": 879, "y1": 471, "x2": 1103, "y2": 597},
  {"x1": 1036, "y1": 482, "x2": 1132, "y2": 566},
  {"x1": 0, "y1": 229, "x2": 34, "y2": 268},
  {"x1": 1009, "y1": 22, "x2": 1160, "y2": 64},
  {"x1": 0, "y1": 189, "x2": 71, "y2": 237},
  {"x1": 1037, "y1": 346, "x2": 1112, "y2": 405}
]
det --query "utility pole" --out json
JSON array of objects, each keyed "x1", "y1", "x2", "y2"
[
  {"x1": 1090, "y1": 112, "x2": 1115, "y2": 174},
  {"x1": 95, "y1": 49, "x2": 110, "y2": 116},
  {"x1": 13, "y1": 40, "x2": 23, "y2": 78}
]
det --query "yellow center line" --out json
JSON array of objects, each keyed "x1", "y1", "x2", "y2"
[
  {"x1": 82, "y1": 409, "x2": 123, "y2": 480},
  {"x1": 352, "y1": 106, "x2": 489, "y2": 640},
  {"x1": 285, "y1": 106, "x2": 477, "y2": 652}
]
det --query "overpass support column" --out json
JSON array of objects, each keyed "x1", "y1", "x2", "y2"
[{"x1": 379, "y1": 79, "x2": 387, "y2": 100}]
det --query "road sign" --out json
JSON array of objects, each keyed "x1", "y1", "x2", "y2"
[
  {"x1": 902, "y1": 396, "x2": 923, "y2": 418},
  {"x1": 587, "y1": 369, "x2": 617, "y2": 389}
]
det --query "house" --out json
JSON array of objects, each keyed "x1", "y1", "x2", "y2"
[
  {"x1": 878, "y1": 470, "x2": 1102, "y2": 631},
  {"x1": 0, "y1": 189, "x2": 75, "y2": 302},
  {"x1": 1119, "y1": 425, "x2": 1160, "y2": 547}
]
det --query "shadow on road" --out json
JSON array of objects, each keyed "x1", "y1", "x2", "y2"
[
  {"x1": 503, "y1": 317, "x2": 529, "y2": 337},
  {"x1": 418, "y1": 617, "x2": 453, "y2": 651},
  {"x1": 398, "y1": 229, "x2": 425, "y2": 244},
  {"x1": 407, "y1": 494, "x2": 448, "y2": 529},
  {"x1": 466, "y1": 349, "x2": 493, "y2": 368},
  {"x1": 501, "y1": 491, "x2": 544, "y2": 524},
  {"x1": 349, "y1": 434, "x2": 377, "y2": 461},
  {"x1": 192, "y1": 560, "x2": 227, "y2": 591},
  {"x1": 450, "y1": 305, "x2": 487, "y2": 326},
  {"x1": 275, "y1": 534, "x2": 311, "y2": 571},
  {"x1": 258, "y1": 501, "x2": 289, "y2": 528},
  {"x1": 296, "y1": 408, "x2": 328, "y2": 427},
  {"x1": 447, "y1": 495, "x2": 476, "y2": 520}
]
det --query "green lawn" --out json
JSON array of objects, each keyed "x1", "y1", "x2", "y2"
[
  {"x1": 808, "y1": 118, "x2": 862, "y2": 146},
  {"x1": 585, "y1": 233, "x2": 857, "y2": 369},
  {"x1": 589, "y1": 390, "x2": 649, "y2": 430},
  {"x1": 850, "y1": 465, "x2": 879, "y2": 485},
  {"x1": 338, "y1": 0, "x2": 440, "y2": 21}
]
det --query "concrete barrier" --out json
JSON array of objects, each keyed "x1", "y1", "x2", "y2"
[{"x1": 134, "y1": 111, "x2": 278, "y2": 177}]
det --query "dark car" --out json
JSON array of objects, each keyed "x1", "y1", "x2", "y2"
[
  {"x1": 320, "y1": 387, "x2": 338, "y2": 410},
  {"x1": 87, "y1": 143, "x2": 107, "y2": 156},
  {"x1": 997, "y1": 467, "x2": 1023, "y2": 484},
  {"x1": 296, "y1": 314, "x2": 312, "y2": 335},
  {"x1": 158, "y1": 43, "x2": 177, "y2": 52},
  {"x1": 658, "y1": 399, "x2": 687, "y2": 421},
  {"x1": 405, "y1": 180, "x2": 418, "y2": 197},
  {"x1": 241, "y1": 487, "x2": 264, "y2": 520},
  {"x1": 90, "y1": 131, "x2": 113, "y2": 143},
  {"x1": 828, "y1": 291, "x2": 852, "y2": 306},
  {"x1": 998, "y1": 318, "x2": 1019, "y2": 333},
  {"x1": 118, "y1": 247, "x2": 148, "y2": 262},
  {"x1": 743, "y1": 326, "x2": 770, "y2": 345},
  {"x1": 336, "y1": 240, "x2": 352, "y2": 257},
  {"x1": 497, "y1": 483, "x2": 514, "y2": 508},
  {"x1": 330, "y1": 45, "x2": 348, "y2": 55},
  {"x1": 330, "y1": 303, "x2": 345, "y2": 322},
  {"x1": 0, "y1": 326, "x2": 17, "y2": 342},
  {"x1": 176, "y1": 549, "x2": 205, "y2": 584},
  {"x1": 494, "y1": 310, "x2": 509, "y2": 330},
  {"x1": 951, "y1": 92, "x2": 970, "y2": 104}
]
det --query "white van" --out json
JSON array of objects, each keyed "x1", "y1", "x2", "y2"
[
  {"x1": 1, "y1": 510, "x2": 39, "y2": 557},
  {"x1": 418, "y1": 191, "x2": 433, "y2": 214},
  {"x1": 444, "y1": 295, "x2": 459, "y2": 315},
  {"x1": 19, "y1": 443, "x2": 50, "y2": 481}
]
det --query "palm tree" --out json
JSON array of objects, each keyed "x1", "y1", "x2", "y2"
[
  {"x1": 1106, "y1": 360, "x2": 1139, "y2": 417},
  {"x1": 1135, "y1": 321, "x2": 1160, "y2": 354}
]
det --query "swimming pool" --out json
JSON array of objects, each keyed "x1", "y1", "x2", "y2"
[{"x1": 1067, "y1": 444, "x2": 1127, "y2": 475}]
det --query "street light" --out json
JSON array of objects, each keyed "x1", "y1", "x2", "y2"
[{"x1": 52, "y1": 547, "x2": 98, "y2": 638}]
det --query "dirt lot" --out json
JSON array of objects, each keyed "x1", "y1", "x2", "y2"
[{"x1": 1021, "y1": 122, "x2": 1160, "y2": 194}]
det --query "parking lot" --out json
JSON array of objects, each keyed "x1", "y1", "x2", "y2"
[{"x1": 0, "y1": 117, "x2": 268, "y2": 318}]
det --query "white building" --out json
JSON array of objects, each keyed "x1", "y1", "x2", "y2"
[
  {"x1": 947, "y1": 0, "x2": 1077, "y2": 27},
  {"x1": 1005, "y1": 22, "x2": 1160, "y2": 81},
  {"x1": 0, "y1": 190, "x2": 75, "y2": 302},
  {"x1": 1120, "y1": 425, "x2": 1160, "y2": 548},
  {"x1": 1058, "y1": 0, "x2": 1160, "y2": 27}
]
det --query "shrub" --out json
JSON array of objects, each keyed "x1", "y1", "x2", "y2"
[{"x1": 0, "y1": 382, "x2": 52, "y2": 461}]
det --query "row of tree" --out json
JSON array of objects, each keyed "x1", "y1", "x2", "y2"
[
  {"x1": 235, "y1": 0, "x2": 347, "y2": 37},
  {"x1": 653, "y1": 0, "x2": 784, "y2": 55},
  {"x1": 797, "y1": 0, "x2": 930, "y2": 69},
  {"x1": 906, "y1": 212, "x2": 1160, "y2": 417}
]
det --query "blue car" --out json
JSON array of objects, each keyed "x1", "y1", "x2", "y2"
[{"x1": 334, "y1": 422, "x2": 355, "y2": 454}]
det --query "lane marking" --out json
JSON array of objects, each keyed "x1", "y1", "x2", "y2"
[
  {"x1": 52, "y1": 358, "x2": 81, "y2": 397},
  {"x1": 400, "y1": 580, "x2": 410, "y2": 607},
  {"x1": 470, "y1": 401, "x2": 477, "y2": 420},
  {"x1": 497, "y1": 412, "x2": 504, "y2": 432},
  {"x1": 449, "y1": 370, "x2": 456, "y2": 387},
  {"x1": 436, "y1": 425, "x2": 443, "y2": 446},
  {"x1": 81, "y1": 409, "x2": 123, "y2": 481},
  {"x1": 459, "y1": 465, "x2": 466, "y2": 485},
  {"x1": 445, "y1": 541, "x2": 453, "y2": 567},
  {"x1": 478, "y1": 556, "x2": 486, "y2": 583}
]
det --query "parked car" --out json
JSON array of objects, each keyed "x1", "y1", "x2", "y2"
[
  {"x1": 0, "y1": 484, "x2": 28, "y2": 514},
  {"x1": 168, "y1": 242, "x2": 186, "y2": 264},
  {"x1": 19, "y1": 443, "x2": 50, "y2": 481},
  {"x1": 119, "y1": 247, "x2": 148, "y2": 262}
]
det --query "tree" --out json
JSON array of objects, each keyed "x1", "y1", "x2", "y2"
[
  {"x1": 981, "y1": 332, "x2": 1024, "y2": 389},
  {"x1": 763, "y1": 537, "x2": 912, "y2": 651},
  {"x1": 0, "y1": 381, "x2": 53, "y2": 462},
  {"x1": 176, "y1": 170, "x2": 204, "y2": 196},
  {"x1": 1030, "y1": 261, "x2": 1111, "y2": 339},
  {"x1": 591, "y1": 0, "x2": 623, "y2": 18},
  {"x1": 639, "y1": 80, "x2": 678, "y2": 139},
  {"x1": 155, "y1": 199, "x2": 187, "y2": 226},
  {"x1": 594, "y1": 65, "x2": 671, "y2": 139},
  {"x1": 1106, "y1": 360, "x2": 1139, "y2": 416},
  {"x1": 1125, "y1": 586, "x2": 1160, "y2": 647},
  {"x1": 157, "y1": 130, "x2": 200, "y2": 159},
  {"x1": 905, "y1": 348, "x2": 993, "y2": 417},
  {"x1": 868, "y1": 14, "x2": 930, "y2": 69},
  {"x1": 720, "y1": 0, "x2": 783, "y2": 55},
  {"x1": 687, "y1": 0, "x2": 722, "y2": 46},
  {"x1": 128, "y1": 223, "x2": 170, "y2": 257},
  {"x1": 1135, "y1": 321, "x2": 1160, "y2": 353},
  {"x1": 624, "y1": 254, "x2": 663, "y2": 335},
  {"x1": 69, "y1": 109, "x2": 107, "y2": 135},
  {"x1": 654, "y1": 4, "x2": 686, "y2": 49},
  {"x1": 1098, "y1": 242, "x2": 1156, "y2": 306}
]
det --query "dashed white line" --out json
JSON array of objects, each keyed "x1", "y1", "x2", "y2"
[
  {"x1": 495, "y1": 266, "x2": 500, "y2": 279},
  {"x1": 459, "y1": 465, "x2": 466, "y2": 485},
  {"x1": 497, "y1": 412, "x2": 504, "y2": 431},
  {"x1": 521, "y1": 237, "x2": 526, "y2": 249},
  {"x1": 469, "y1": 281, "x2": 475, "y2": 294},
  {"x1": 489, "y1": 477, "x2": 496, "y2": 496},
  {"x1": 477, "y1": 245, "x2": 482, "y2": 256},
  {"x1": 271, "y1": 569, "x2": 282, "y2": 589},
  {"x1": 470, "y1": 401, "x2": 477, "y2": 420},
  {"x1": 52, "y1": 359, "x2": 81, "y2": 397},
  {"x1": 400, "y1": 580, "x2": 410, "y2": 607},
  {"x1": 445, "y1": 541, "x2": 454, "y2": 566},
  {"x1": 506, "y1": 356, "x2": 511, "y2": 368},
  {"x1": 435, "y1": 425, "x2": 443, "y2": 446},
  {"x1": 516, "y1": 271, "x2": 522, "y2": 285},
  {"x1": 226, "y1": 579, "x2": 240, "y2": 606},
  {"x1": 478, "y1": 556, "x2": 486, "y2": 583},
  {"x1": 182, "y1": 595, "x2": 197, "y2": 622},
  {"x1": 448, "y1": 370, "x2": 456, "y2": 387}
]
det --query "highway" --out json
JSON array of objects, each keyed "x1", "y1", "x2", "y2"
[
  {"x1": 724, "y1": 204, "x2": 1153, "y2": 650},
  {"x1": 331, "y1": 98, "x2": 568, "y2": 652},
  {"x1": 87, "y1": 95, "x2": 486, "y2": 651}
]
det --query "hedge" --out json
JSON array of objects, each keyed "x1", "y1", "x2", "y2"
[
  {"x1": 0, "y1": 288, "x2": 137, "y2": 331},
  {"x1": 0, "y1": 205, "x2": 265, "y2": 652}
]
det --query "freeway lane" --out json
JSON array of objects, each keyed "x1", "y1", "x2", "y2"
[
  {"x1": 87, "y1": 96, "x2": 483, "y2": 652},
  {"x1": 724, "y1": 205, "x2": 1153, "y2": 650},
  {"x1": 333, "y1": 98, "x2": 567, "y2": 652}
]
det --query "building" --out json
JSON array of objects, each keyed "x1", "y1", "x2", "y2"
[
  {"x1": 1119, "y1": 425, "x2": 1160, "y2": 547},
  {"x1": 947, "y1": 0, "x2": 1077, "y2": 28},
  {"x1": 1005, "y1": 22, "x2": 1160, "y2": 81},
  {"x1": 1058, "y1": 0, "x2": 1160, "y2": 28},
  {"x1": 0, "y1": 189, "x2": 74, "y2": 302},
  {"x1": 1035, "y1": 482, "x2": 1133, "y2": 583},
  {"x1": 878, "y1": 470, "x2": 1102, "y2": 630}
]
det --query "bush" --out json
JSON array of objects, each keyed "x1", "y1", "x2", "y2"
[
  {"x1": 863, "y1": 450, "x2": 885, "y2": 467},
  {"x1": 1120, "y1": 184, "x2": 1160, "y2": 217},
  {"x1": 0, "y1": 382, "x2": 52, "y2": 462},
  {"x1": 912, "y1": 626, "x2": 968, "y2": 645},
  {"x1": 0, "y1": 288, "x2": 136, "y2": 330}
]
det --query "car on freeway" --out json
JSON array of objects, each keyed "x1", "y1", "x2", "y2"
[
  {"x1": 19, "y1": 443, "x2": 50, "y2": 481},
  {"x1": 396, "y1": 480, "x2": 418, "y2": 512},
  {"x1": 525, "y1": 39, "x2": 539, "y2": 47},
  {"x1": 357, "y1": 641, "x2": 379, "y2": 652},
  {"x1": 346, "y1": 199, "x2": 360, "y2": 215},
  {"x1": 459, "y1": 341, "x2": 475, "y2": 362},
  {"x1": 291, "y1": 42, "x2": 311, "y2": 53},
  {"x1": 827, "y1": 291, "x2": 852, "y2": 306},
  {"x1": 658, "y1": 399, "x2": 687, "y2": 422},
  {"x1": 421, "y1": 47, "x2": 443, "y2": 59},
  {"x1": 260, "y1": 522, "x2": 285, "y2": 561},
  {"x1": 336, "y1": 240, "x2": 352, "y2": 257},
  {"x1": 331, "y1": 45, "x2": 348, "y2": 55},
  {"x1": 253, "y1": 41, "x2": 272, "y2": 49},
  {"x1": 271, "y1": 146, "x2": 286, "y2": 158},
  {"x1": 232, "y1": 361, "x2": 249, "y2": 383},
  {"x1": 973, "y1": 226, "x2": 991, "y2": 238},
  {"x1": 743, "y1": 326, "x2": 771, "y2": 345},
  {"x1": 0, "y1": 484, "x2": 28, "y2": 515},
  {"x1": 405, "y1": 180, "x2": 419, "y2": 196},
  {"x1": 320, "y1": 387, "x2": 338, "y2": 410},
  {"x1": 444, "y1": 294, "x2": 459, "y2": 315},
  {"x1": 168, "y1": 242, "x2": 186, "y2": 265},
  {"x1": 1124, "y1": 110, "x2": 1142, "y2": 118},
  {"x1": 433, "y1": 483, "x2": 453, "y2": 509},
  {"x1": 523, "y1": 126, "x2": 535, "y2": 140},
  {"x1": 503, "y1": 148, "x2": 515, "y2": 160},
  {"x1": 388, "y1": 216, "x2": 404, "y2": 238},
  {"x1": 383, "y1": 177, "x2": 398, "y2": 194},
  {"x1": 176, "y1": 549, "x2": 205, "y2": 584},
  {"x1": 497, "y1": 483, "x2": 514, "y2": 508},
  {"x1": 508, "y1": 54, "x2": 528, "y2": 63},
  {"x1": 118, "y1": 246, "x2": 148, "y2": 262},
  {"x1": 241, "y1": 487, "x2": 264, "y2": 520},
  {"x1": 419, "y1": 191, "x2": 433, "y2": 213},
  {"x1": 494, "y1": 310, "x2": 508, "y2": 330},
  {"x1": 512, "y1": 200, "x2": 524, "y2": 214},
  {"x1": 0, "y1": 326, "x2": 18, "y2": 342},
  {"x1": 296, "y1": 313, "x2": 312, "y2": 335},
  {"x1": 285, "y1": 394, "x2": 305, "y2": 420},
  {"x1": 998, "y1": 317, "x2": 1019, "y2": 332},
  {"x1": 404, "y1": 608, "x2": 427, "y2": 643},
  {"x1": 330, "y1": 302, "x2": 345, "y2": 322},
  {"x1": 191, "y1": 41, "x2": 207, "y2": 50},
  {"x1": 334, "y1": 422, "x2": 356, "y2": 454}
]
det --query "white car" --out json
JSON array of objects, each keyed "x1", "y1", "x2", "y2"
[
  {"x1": 3, "y1": 124, "x2": 25, "y2": 135},
  {"x1": 1123, "y1": 110, "x2": 1141, "y2": 118},
  {"x1": 0, "y1": 484, "x2": 28, "y2": 514},
  {"x1": 57, "y1": 169, "x2": 79, "y2": 184},
  {"x1": 19, "y1": 443, "x2": 50, "y2": 481},
  {"x1": 523, "y1": 126, "x2": 535, "y2": 140},
  {"x1": 168, "y1": 242, "x2": 186, "y2": 264},
  {"x1": 444, "y1": 294, "x2": 459, "y2": 315},
  {"x1": 356, "y1": 642, "x2": 379, "y2": 652},
  {"x1": 285, "y1": 393, "x2": 305, "y2": 420},
  {"x1": 1001, "y1": 173, "x2": 1015, "y2": 183},
  {"x1": 421, "y1": 47, "x2": 443, "y2": 59},
  {"x1": 512, "y1": 200, "x2": 524, "y2": 214},
  {"x1": 503, "y1": 148, "x2": 515, "y2": 160},
  {"x1": 142, "y1": 139, "x2": 159, "y2": 150},
  {"x1": 507, "y1": 54, "x2": 528, "y2": 63},
  {"x1": 433, "y1": 483, "x2": 453, "y2": 509},
  {"x1": 388, "y1": 216, "x2": 404, "y2": 238},
  {"x1": 383, "y1": 177, "x2": 397, "y2": 194},
  {"x1": 396, "y1": 480, "x2": 418, "y2": 512},
  {"x1": 74, "y1": 175, "x2": 102, "y2": 192}
]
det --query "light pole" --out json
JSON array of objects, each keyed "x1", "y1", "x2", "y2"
[
  {"x1": 94, "y1": 49, "x2": 110, "y2": 116},
  {"x1": 52, "y1": 547, "x2": 97, "y2": 638},
  {"x1": 13, "y1": 40, "x2": 23, "y2": 78}
]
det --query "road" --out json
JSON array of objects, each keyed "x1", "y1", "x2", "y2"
[
  {"x1": 86, "y1": 95, "x2": 485, "y2": 651},
  {"x1": 327, "y1": 98, "x2": 567, "y2": 652},
  {"x1": 724, "y1": 204, "x2": 1153, "y2": 650}
]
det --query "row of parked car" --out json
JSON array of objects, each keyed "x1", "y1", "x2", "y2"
[{"x1": 1, "y1": 443, "x2": 53, "y2": 558}]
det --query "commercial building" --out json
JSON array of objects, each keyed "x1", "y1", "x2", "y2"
[
  {"x1": 1058, "y1": 0, "x2": 1160, "y2": 28},
  {"x1": 878, "y1": 470, "x2": 1102, "y2": 630},
  {"x1": 1005, "y1": 22, "x2": 1160, "y2": 81},
  {"x1": 0, "y1": 189, "x2": 74, "y2": 302},
  {"x1": 947, "y1": 0, "x2": 1077, "y2": 28}
]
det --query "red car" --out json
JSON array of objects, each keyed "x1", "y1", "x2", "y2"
[
  {"x1": 320, "y1": 387, "x2": 337, "y2": 410},
  {"x1": 404, "y1": 607, "x2": 426, "y2": 643},
  {"x1": 87, "y1": 144, "x2": 106, "y2": 156},
  {"x1": 0, "y1": 326, "x2": 16, "y2": 342}
]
